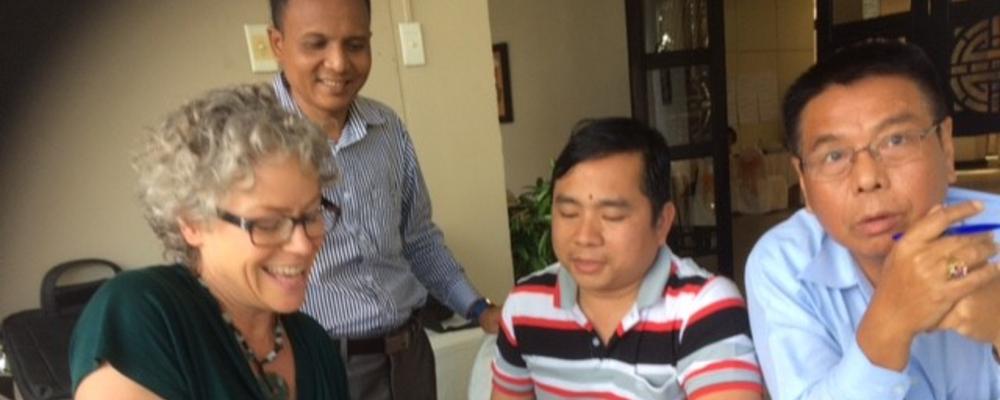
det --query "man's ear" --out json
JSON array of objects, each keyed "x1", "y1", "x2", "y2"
[
  {"x1": 792, "y1": 157, "x2": 813, "y2": 213},
  {"x1": 656, "y1": 202, "x2": 677, "y2": 245},
  {"x1": 937, "y1": 117, "x2": 957, "y2": 184},
  {"x1": 177, "y1": 216, "x2": 206, "y2": 248},
  {"x1": 267, "y1": 26, "x2": 285, "y2": 62}
]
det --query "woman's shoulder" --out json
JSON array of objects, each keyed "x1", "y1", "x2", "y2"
[
  {"x1": 84, "y1": 264, "x2": 201, "y2": 317},
  {"x1": 105, "y1": 264, "x2": 191, "y2": 286},
  {"x1": 70, "y1": 265, "x2": 213, "y2": 398}
]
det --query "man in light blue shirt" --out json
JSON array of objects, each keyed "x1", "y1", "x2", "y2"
[{"x1": 746, "y1": 40, "x2": 1000, "y2": 399}]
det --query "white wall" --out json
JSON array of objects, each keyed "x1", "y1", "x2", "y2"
[
  {"x1": 380, "y1": 0, "x2": 514, "y2": 303},
  {"x1": 0, "y1": 0, "x2": 513, "y2": 318},
  {"x1": 488, "y1": 0, "x2": 632, "y2": 194},
  {"x1": 725, "y1": 0, "x2": 815, "y2": 151}
]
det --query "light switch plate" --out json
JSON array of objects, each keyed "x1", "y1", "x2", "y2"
[
  {"x1": 244, "y1": 24, "x2": 278, "y2": 73},
  {"x1": 398, "y1": 22, "x2": 426, "y2": 66}
]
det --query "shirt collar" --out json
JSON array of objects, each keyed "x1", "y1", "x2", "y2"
[
  {"x1": 555, "y1": 246, "x2": 674, "y2": 311},
  {"x1": 797, "y1": 188, "x2": 995, "y2": 292},
  {"x1": 799, "y1": 234, "x2": 863, "y2": 289},
  {"x1": 271, "y1": 73, "x2": 387, "y2": 146}
]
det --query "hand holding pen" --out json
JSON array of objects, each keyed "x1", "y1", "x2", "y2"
[
  {"x1": 870, "y1": 202, "x2": 1000, "y2": 337},
  {"x1": 893, "y1": 223, "x2": 1000, "y2": 241},
  {"x1": 858, "y1": 201, "x2": 1000, "y2": 372}
]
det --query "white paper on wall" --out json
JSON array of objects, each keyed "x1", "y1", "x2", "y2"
[
  {"x1": 737, "y1": 74, "x2": 759, "y2": 124},
  {"x1": 756, "y1": 71, "x2": 779, "y2": 122}
]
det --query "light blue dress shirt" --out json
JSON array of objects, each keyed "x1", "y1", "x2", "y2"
[
  {"x1": 272, "y1": 75, "x2": 481, "y2": 337},
  {"x1": 746, "y1": 187, "x2": 1000, "y2": 400}
]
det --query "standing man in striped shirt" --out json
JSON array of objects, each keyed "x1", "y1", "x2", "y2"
[
  {"x1": 492, "y1": 118, "x2": 762, "y2": 399},
  {"x1": 266, "y1": 0, "x2": 500, "y2": 398}
]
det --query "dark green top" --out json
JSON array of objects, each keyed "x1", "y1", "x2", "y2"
[{"x1": 69, "y1": 265, "x2": 349, "y2": 399}]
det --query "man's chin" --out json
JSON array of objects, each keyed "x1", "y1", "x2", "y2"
[
  {"x1": 298, "y1": 88, "x2": 354, "y2": 112},
  {"x1": 845, "y1": 239, "x2": 894, "y2": 265},
  {"x1": 268, "y1": 299, "x2": 305, "y2": 314},
  {"x1": 314, "y1": 96, "x2": 352, "y2": 113},
  {"x1": 572, "y1": 274, "x2": 618, "y2": 296}
]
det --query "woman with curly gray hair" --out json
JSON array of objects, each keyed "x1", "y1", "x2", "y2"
[{"x1": 69, "y1": 83, "x2": 349, "y2": 399}]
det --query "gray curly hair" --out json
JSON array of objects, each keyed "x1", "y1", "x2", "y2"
[{"x1": 134, "y1": 83, "x2": 336, "y2": 265}]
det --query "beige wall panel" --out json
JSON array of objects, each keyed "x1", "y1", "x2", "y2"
[
  {"x1": 0, "y1": 0, "x2": 514, "y2": 317},
  {"x1": 734, "y1": 0, "x2": 778, "y2": 51},
  {"x1": 776, "y1": 0, "x2": 816, "y2": 51},
  {"x1": 488, "y1": 0, "x2": 631, "y2": 193}
]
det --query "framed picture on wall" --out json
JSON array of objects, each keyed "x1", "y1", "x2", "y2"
[{"x1": 493, "y1": 43, "x2": 514, "y2": 123}]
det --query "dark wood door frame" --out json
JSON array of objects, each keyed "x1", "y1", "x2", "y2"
[{"x1": 624, "y1": 0, "x2": 733, "y2": 278}]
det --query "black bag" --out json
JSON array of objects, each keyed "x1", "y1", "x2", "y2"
[{"x1": 1, "y1": 259, "x2": 121, "y2": 400}]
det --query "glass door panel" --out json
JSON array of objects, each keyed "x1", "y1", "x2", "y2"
[
  {"x1": 832, "y1": 0, "x2": 911, "y2": 24},
  {"x1": 646, "y1": 66, "x2": 713, "y2": 147},
  {"x1": 645, "y1": 0, "x2": 710, "y2": 53}
]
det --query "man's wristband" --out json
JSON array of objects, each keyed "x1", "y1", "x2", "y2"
[{"x1": 466, "y1": 298, "x2": 493, "y2": 321}]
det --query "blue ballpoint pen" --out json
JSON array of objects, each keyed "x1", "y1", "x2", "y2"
[{"x1": 892, "y1": 223, "x2": 1000, "y2": 241}]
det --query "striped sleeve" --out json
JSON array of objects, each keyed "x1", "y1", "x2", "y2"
[
  {"x1": 395, "y1": 118, "x2": 481, "y2": 316},
  {"x1": 676, "y1": 276, "x2": 763, "y2": 399},
  {"x1": 492, "y1": 299, "x2": 533, "y2": 395}
]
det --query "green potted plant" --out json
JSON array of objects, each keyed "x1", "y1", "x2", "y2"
[{"x1": 507, "y1": 177, "x2": 556, "y2": 280}]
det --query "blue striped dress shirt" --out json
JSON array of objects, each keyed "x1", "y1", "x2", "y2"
[{"x1": 272, "y1": 75, "x2": 482, "y2": 338}]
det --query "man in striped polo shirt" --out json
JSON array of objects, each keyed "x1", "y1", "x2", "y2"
[{"x1": 492, "y1": 118, "x2": 763, "y2": 399}]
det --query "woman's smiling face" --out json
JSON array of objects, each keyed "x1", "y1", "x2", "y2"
[{"x1": 183, "y1": 153, "x2": 326, "y2": 314}]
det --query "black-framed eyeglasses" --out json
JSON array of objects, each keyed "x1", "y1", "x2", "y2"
[
  {"x1": 799, "y1": 120, "x2": 942, "y2": 181},
  {"x1": 217, "y1": 197, "x2": 341, "y2": 246}
]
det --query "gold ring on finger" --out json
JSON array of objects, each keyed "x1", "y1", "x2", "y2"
[{"x1": 946, "y1": 258, "x2": 969, "y2": 280}]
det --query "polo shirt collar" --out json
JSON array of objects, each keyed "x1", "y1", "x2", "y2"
[
  {"x1": 555, "y1": 246, "x2": 673, "y2": 311},
  {"x1": 636, "y1": 247, "x2": 673, "y2": 308}
]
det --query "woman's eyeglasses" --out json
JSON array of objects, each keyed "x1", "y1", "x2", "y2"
[{"x1": 217, "y1": 198, "x2": 341, "y2": 246}]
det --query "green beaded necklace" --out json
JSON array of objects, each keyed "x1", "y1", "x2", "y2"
[
  {"x1": 222, "y1": 312, "x2": 289, "y2": 400},
  {"x1": 198, "y1": 277, "x2": 289, "y2": 400}
]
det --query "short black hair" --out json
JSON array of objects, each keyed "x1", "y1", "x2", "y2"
[
  {"x1": 552, "y1": 118, "x2": 672, "y2": 224},
  {"x1": 782, "y1": 39, "x2": 948, "y2": 154},
  {"x1": 270, "y1": 0, "x2": 372, "y2": 31}
]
